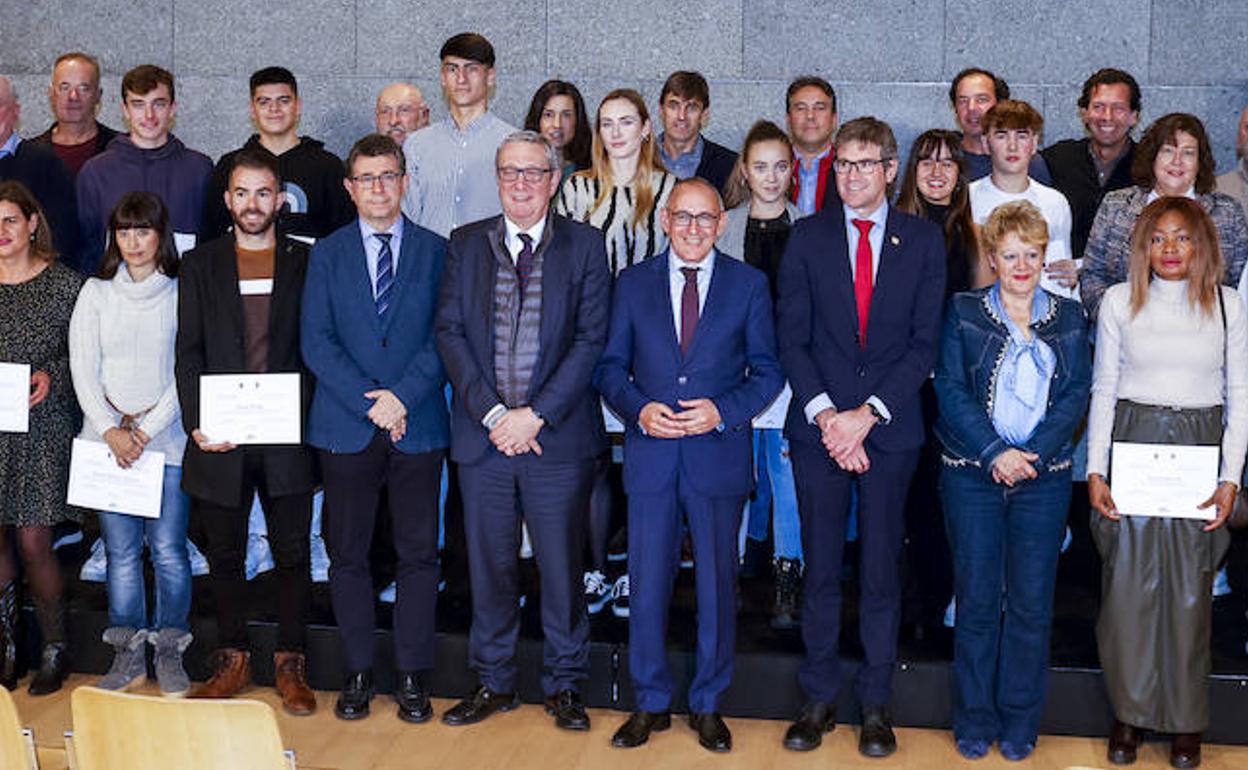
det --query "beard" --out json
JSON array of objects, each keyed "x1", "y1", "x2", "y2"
[{"x1": 231, "y1": 208, "x2": 278, "y2": 236}]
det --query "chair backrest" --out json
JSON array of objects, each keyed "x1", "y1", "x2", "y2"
[
  {"x1": 0, "y1": 686, "x2": 35, "y2": 770},
  {"x1": 70, "y1": 686, "x2": 290, "y2": 770}
]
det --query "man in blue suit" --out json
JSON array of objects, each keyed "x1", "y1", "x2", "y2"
[
  {"x1": 596, "y1": 178, "x2": 783, "y2": 753},
  {"x1": 301, "y1": 134, "x2": 449, "y2": 724},
  {"x1": 777, "y1": 118, "x2": 946, "y2": 758},
  {"x1": 435, "y1": 131, "x2": 610, "y2": 730}
]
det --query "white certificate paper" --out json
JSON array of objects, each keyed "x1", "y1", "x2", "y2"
[
  {"x1": 0, "y1": 363, "x2": 30, "y2": 433},
  {"x1": 200, "y1": 373, "x2": 301, "y2": 445},
  {"x1": 66, "y1": 439, "x2": 165, "y2": 518},
  {"x1": 1110, "y1": 441, "x2": 1219, "y2": 520}
]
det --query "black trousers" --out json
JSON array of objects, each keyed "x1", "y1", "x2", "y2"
[
  {"x1": 196, "y1": 449, "x2": 312, "y2": 653},
  {"x1": 321, "y1": 432, "x2": 444, "y2": 673}
]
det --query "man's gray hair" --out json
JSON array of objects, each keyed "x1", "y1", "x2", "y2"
[{"x1": 496, "y1": 129, "x2": 561, "y2": 172}]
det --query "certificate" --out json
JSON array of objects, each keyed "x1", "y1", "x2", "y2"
[
  {"x1": 0, "y1": 363, "x2": 29, "y2": 433},
  {"x1": 753, "y1": 382, "x2": 792, "y2": 430},
  {"x1": 1110, "y1": 441, "x2": 1219, "y2": 520},
  {"x1": 200, "y1": 373, "x2": 301, "y2": 445},
  {"x1": 66, "y1": 439, "x2": 165, "y2": 518}
]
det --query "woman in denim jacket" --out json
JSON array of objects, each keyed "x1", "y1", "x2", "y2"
[{"x1": 934, "y1": 201, "x2": 1091, "y2": 761}]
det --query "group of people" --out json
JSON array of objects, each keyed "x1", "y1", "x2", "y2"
[{"x1": 2, "y1": 29, "x2": 1248, "y2": 770}]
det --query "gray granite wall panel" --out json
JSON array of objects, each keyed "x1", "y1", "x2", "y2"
[
  {"x1": 173, "y1": 0, "x2": 355, "y2": 76},
  {"x1": 1, "y1": 0, "x2": 173, "y2": 74},
  {"x1": 1149, "y1": 2, "x2": 1248, "y2": 86}
]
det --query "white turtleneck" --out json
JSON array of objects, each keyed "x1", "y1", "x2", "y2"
[
  {"x1": 1087, "y1": 278, "x2": 1248, "y2": 482},
  {"x1": 69, "y1": 267, "x2": 186, "y2": 465}
]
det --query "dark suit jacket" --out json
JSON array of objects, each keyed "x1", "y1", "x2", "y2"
[
  {"x1": 594, "y1": 251, "x2": 783, "y2": 497},
  {"x1": 175, "y1": 234, "x2": 317, "y2": 507},
  {"x1": 777, "y1": 204, "x2": 946, "y2": 453},
  {"x1": 0, "y1": 140, "x2": 80, "y2": 270},
  {"x1": 436, "y1": 214, "x2": 611, "y2": 465},
  {"x1": 301, "y1": 216, "x2": 449, "y2": 455},
  {"x1": 694, "y1": 138, "x2": 739, "y2": 196}
]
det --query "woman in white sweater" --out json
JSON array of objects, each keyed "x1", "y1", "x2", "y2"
[
  {"x1": 1085, "y1": 197, "x2": 1246, "y2": 769},
  {"x1": 69, "y1": 192, "x2": 192, "y2": 696}
]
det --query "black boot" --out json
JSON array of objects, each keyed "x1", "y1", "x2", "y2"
[
  {"x1": 771, "y1": 558, "x2": 803, "y2": 630},
  {"x1": 28, "y1": 599, "x2": 67, "y2": 696},
  {"x1": 0, "y1": 582, "x2": 17, "y2": 690}
]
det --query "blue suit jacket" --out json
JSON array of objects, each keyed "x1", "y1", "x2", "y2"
[
  {"x1": 301, "y1": 215, "x2": 449, "y2": 454},
  {"x1": 436, "y1": 214, "x2": 611, "y2": 464},
  {"x1": 594, "y1": 250, "x2": 783, "y2": 497},
  {"x1": 777, "y1": 204, "x2": 946, "y2": 453}
]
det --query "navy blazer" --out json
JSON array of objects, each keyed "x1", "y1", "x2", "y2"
[
  {"x1": 436, "y1": 214, "x2": 611, "y2": 464},
  {"x1": 301, "y1": 215, "x2": 449, "y2": 454},
  {"x1": 594, "y1": 250, "x2": 784, "y2": 497},
  {"x1": 777, "y1": 204, "x2": 946, "y2": 453}
]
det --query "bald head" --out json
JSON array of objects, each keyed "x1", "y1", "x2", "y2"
[
  {"x1": 0, "y1": 76, "x2": 20, "y2": 144},
  {"x1": 375, "y1": 82, "x2": 429, "y2": 144}
]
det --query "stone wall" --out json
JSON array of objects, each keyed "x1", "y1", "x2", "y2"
[{"x1": 4, "y1": 0, "x2": 1247, "y2": 171}]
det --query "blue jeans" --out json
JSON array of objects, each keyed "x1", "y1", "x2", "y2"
[
  {"x1": 940, "y1": 464, "x2": 1070, "y2": 745},
  {"x1": 744, "y1": 429, "x2": 803, "y2": 560},
  {"x1": 98, "y1": 465, "x2": 192, "y2": 631}
]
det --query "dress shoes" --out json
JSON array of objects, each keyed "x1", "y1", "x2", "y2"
[
  {"x1": 274, "y1": 652, "x2": 317, "y2": 716},
  {"x1": 1108, "y1": 720, "x2": 1140, "y2": 765},
  {"x1": 335, "y1": 670, "x2": 373, "y2": 720},
  {"x1": 191, "y1": 648, "x2": 251, "y2": 699},
  {"x1": 395, "y1": 671, "x2": 432, "y2": 723},
  {"x1": 784, "y1": 702, "x2": 836, "y2": 751},
  {"x1": 611, "y1": 711, "x2": 671, "y2": 748},
  {"x1": 442, "y1": 684, "x2": 519, "y2": 726},
  {"x1": 858, "y1": 705, "x2": 898, "y2": 758},
  {"x1": 689, "y1": 712, "x2": 732, "y2": 753},
  {"x1": 1170, "y1": 732, "x2": 1201, "y2": 769},
  {"x1": 544, "y1": 689, "x2": 590, "y2": 730}
]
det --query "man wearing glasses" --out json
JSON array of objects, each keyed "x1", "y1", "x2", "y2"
[
  {"x1": 375, "y1": 82, "x2": 431, "y2": 145},
  {"x1": 301, "y1": 134, "x2": 449, "y2": 724},
  {"x1": 777, "y1": 118, "x2": 945, "y2": 758},
  {"x1": 596, "y1": 178, "x2": 783, "y2": 753},
  {"x1": 435, "y1": 131, "x2": 609, "y2": 730},
  {"x1": 401, "y1": 32, "x2": 517, "y2": 238}
]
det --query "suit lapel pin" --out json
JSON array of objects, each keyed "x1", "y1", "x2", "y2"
[{"x1": 889, "y1": 235, "x2": 901, "y2": 246}]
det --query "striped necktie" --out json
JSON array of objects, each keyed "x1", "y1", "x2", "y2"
[{"x1": 374, "y1": 232, "x2": 393, "y2": 317}]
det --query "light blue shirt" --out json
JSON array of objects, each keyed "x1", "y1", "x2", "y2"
[
  {"x1": 658, "y1": 133, "x2": 704, "y2": 181},
  {"x1": 989, "y1": 284, "x2": 1056, "y2": 445},
  {"x1": 796, "y1": 147, "x2": 831, "y2": 216},
  {"x1": 400, "y1": 111, "x2": 517, "y2": 238},
  {"x1": 0, "y1": 132, "x2": 19, "y2": 160},
  {"x1": 358, "y1": 216, "x2": 404, "y2": 299},
  {"x1": 668, "y1": 247, "x2": 715, "y2": 340}
]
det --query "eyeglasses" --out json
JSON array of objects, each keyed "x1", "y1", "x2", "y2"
[
  {"x1": 833, "y1": 158, "x2": 890, "y2": 175},
  {"x1": 350, "y1": 171, "x2": 403, "y2": 187},
  {"x1": 497, "y1": 166, "x2": 554, "y2": 183},
  {"x1": 668, "y1": 210, "x2": 720, "y2": 229}
]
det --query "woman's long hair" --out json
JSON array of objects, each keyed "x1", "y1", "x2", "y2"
[
  {"x1": 97, "y1": 192, "x2": 180, "y2": 280},
  {"x1": 576, "y1": 89, "x2": 666, "y2": 229},
  {"x1": 0, "y1": 180, "x2": 57, "y2": 262},
  {"x1": 523, "y1": 79, "x2": 592, "y2": 172},
  {"x1": 1128, "y1": 196, "x2": 1222, "y2": 317},
  {"x1": 722, "y1": 120, "x2": 793, "y2": 211},
  {"x1": 895, "y1": 129, "x2": 978, "y2": 268}
]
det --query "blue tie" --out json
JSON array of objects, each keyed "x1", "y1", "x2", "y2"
[{"x1": 374, "y1": 232, "x2": 393, "y2": 317}]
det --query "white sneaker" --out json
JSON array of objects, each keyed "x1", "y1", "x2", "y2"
[
  {"x1": 79, "y1": 538, "x2": 108, "y2": 583},
  {"x1": 584, "y1": 570, "x2": 611, "y2": 614},
  {"x1": 610, "y1": 574, "x2": 630, "y2": 618}
]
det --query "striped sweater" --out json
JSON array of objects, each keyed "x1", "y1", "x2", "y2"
[{"x1": 554, "y1": 170, "x2": 676, "y2": 276}]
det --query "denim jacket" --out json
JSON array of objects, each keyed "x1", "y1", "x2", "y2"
[{"x1": 934, "y1": 286, "x2": 1091, "y2": 477}]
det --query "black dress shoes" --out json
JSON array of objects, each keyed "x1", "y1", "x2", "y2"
[
  {"x1": 611, "y1": 711, "x2": 671, "y2": 748},
  {"x1": 858, "y1": 705, "x2": 898, "y2": 758},
  {"x1": 1108, "y1": 720, "x2": 1140, "y2": 765},
  {"x1": 335, "y1": 670, "x2": 373, "y2": 720},
  {"x1": 395, "y1": 671, "x2": 432, "y2": 724},
  {"x1": 1170, "y1": 732, "x2": 1201, "y2": 769},
  {"x1": 689, "y1": 712, "x2": 732, "y2": 753},
  {"x1": 544, "y1": 689, "x2": 590, "y2": 730},
  {"x1": 784, "y1": 702, "x2": 836, "y2": 751},
  {"x1": 442, "y1": 684, "x2": 519, "y2": 726}
]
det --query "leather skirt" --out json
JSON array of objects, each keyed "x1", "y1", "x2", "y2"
[{"x1": 1091, "y1": 400, "x2": 1231, "y2": 733}]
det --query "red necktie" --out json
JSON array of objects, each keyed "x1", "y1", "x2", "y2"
[
  {"x1": 680, "y1": 266, "x2": 700, "y2": 356},
  {"x1": 852, "y1": 219, "x2": 874, "y2": 348}
]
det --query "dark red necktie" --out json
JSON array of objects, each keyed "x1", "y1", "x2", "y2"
[
  {"x1": 680, "y1": 266, "x2": 700, "y2": 356},
  {"x1": 516, "y1": 233, "x2": 534, "y2": 294},
  {"x1": 852, "y1": 219, "x2": 874, "y2": 348}
]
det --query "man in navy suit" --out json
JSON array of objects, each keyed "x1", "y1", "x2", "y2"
[
  {"x1": 435, "y1": 131, "x2": 610, "y2": 730},
  {"x1": 596, "y1": 178, "x2": 783, "y2": 753},
  {"x1": 301, "y1": 134, "x2": 449, "y2": 724},
  {"x1": 777, "y1": 117, "x2": 946, "y2": 758}
]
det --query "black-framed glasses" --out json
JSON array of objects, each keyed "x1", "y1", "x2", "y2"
[
  {"x1": 497, "y1": 166, "x2": 554, "y2": 183},
  {"x1": 669, "y1": 210, "x2": 720, "y2": 229},
  {"x1": 833, "y1": 158, "x2": 891, "y2": 175},
  {"x1": 350, "y1": 171, "x2": 404, "y2": 187}
]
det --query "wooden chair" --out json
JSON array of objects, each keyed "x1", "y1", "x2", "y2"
[
  {"x1": 67, "y1": 686, "x2": 294, "y2": 770},
  {"x1": 0, "y1": 685, "x2": 39, "y2": 769}
]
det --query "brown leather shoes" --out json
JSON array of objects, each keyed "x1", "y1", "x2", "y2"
[
  {"x1": 1170, "y1": 732, "x2": 1201, "y2": 769},
  {"x1": 274, "y1": 651, "x2": 317, "y2": 716},
  {"x1": 1108, "y1": 720, "x2": 1140, "y2": 765},
  {"x1": 192, "y1": 648, "x2": 251, "y2": 699}
]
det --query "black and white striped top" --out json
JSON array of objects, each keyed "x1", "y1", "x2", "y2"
[{"x1": 554, "y1": 170, "x2": 676, "y2": 276}]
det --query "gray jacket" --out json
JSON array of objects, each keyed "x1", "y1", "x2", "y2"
[{"x1": 715, "y1": 201, "x2": 805, "y2": 261}]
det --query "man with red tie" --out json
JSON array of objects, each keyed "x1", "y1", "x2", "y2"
[{"x1": 776, "y1": 117, "x2": 946, "y2": 758}]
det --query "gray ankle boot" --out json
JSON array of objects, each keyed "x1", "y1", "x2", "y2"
[
  {"x1": 98, "y1": 627, "x2": 147, "y2": 691},
  {"x1": 151, "y1": 628, "x2": 193, "y2": 697}
]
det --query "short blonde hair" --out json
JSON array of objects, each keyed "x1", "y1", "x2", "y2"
[{"x1": 981, "y1": 200, "x2": 1049, "y2": 255}]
